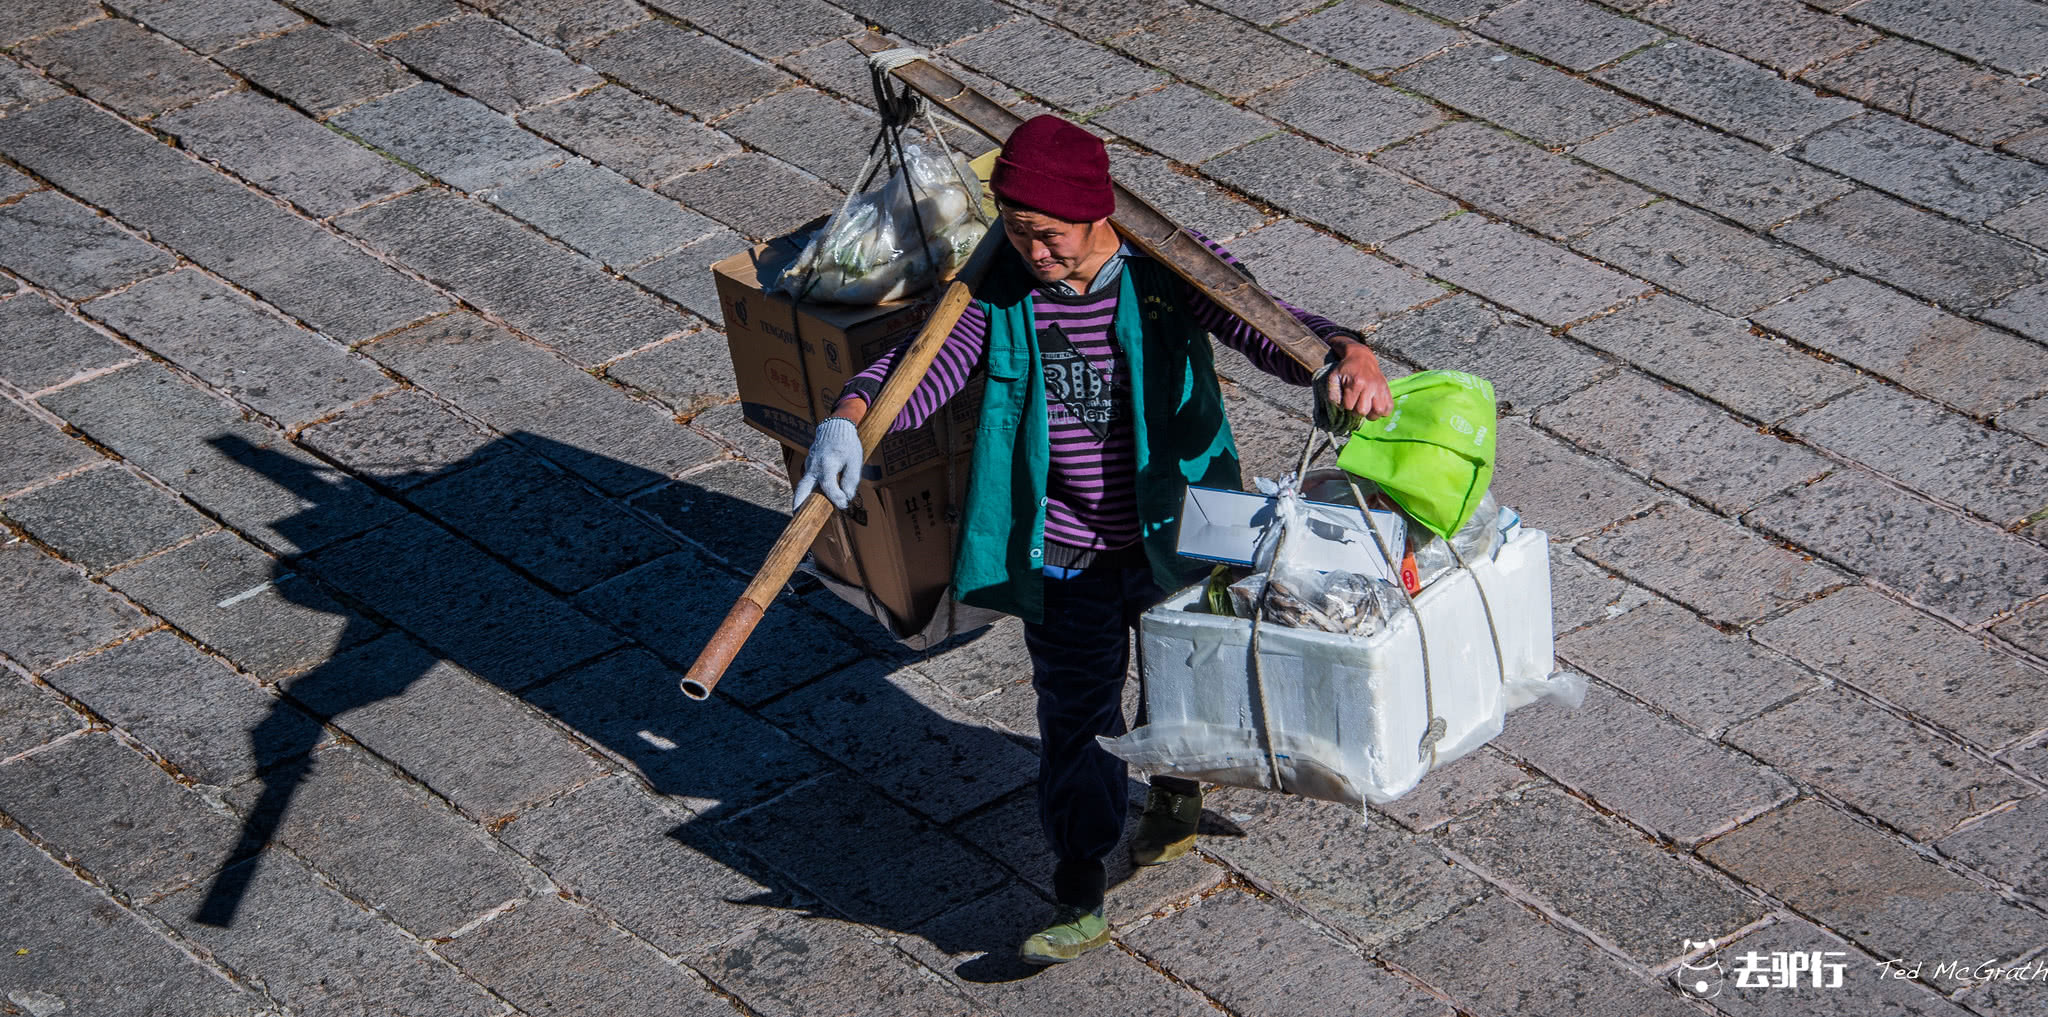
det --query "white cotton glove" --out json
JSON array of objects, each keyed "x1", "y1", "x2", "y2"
[{"x1": 791, "y1": 417, "x2": 864, "y2": 511}]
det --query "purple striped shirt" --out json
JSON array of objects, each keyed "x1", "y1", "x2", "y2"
[{"x1": 840, "y1": 236, "x2": 1351, "y2": 551}]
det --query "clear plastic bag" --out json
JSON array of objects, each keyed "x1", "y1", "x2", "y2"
[
  {"x1": 772, "y1": 144, "x2": 986, "y2": 305},
  {"x1": 1242, "y1": 475, "x2": 1409, "y2": 636},
  {"x1": 1410, "y1": 491, "x2": 1503, "y2": 588}
]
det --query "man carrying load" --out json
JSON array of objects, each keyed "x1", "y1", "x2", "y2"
[{"x1": 793, "y1": 115, "x2": 1393, "y2": 964}]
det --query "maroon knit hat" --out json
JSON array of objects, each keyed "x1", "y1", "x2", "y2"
[{"x1": 992, "y1": 115, "x2": 1115, "y2": 223}]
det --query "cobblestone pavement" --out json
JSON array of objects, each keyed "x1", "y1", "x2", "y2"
[{"x1": 1, "y1": 0, "x2": 2046, "y2": 1014}]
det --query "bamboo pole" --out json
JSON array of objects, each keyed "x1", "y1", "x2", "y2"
[{"x1": 681, "y1": 228, "x2": 1007, "y2": 700}]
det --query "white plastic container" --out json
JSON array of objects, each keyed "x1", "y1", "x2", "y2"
[{"x1": 1106, "y1": 528, "x2": 1555, "y2": 806}]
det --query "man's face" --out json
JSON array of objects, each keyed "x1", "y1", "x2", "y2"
[{"x1": 1001, "y1": 208, "x2": 1105, "y2": 284}]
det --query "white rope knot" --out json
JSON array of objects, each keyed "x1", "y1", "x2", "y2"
[{"x1": 867, "y1": 47, "x2": 930, "y2": 74}]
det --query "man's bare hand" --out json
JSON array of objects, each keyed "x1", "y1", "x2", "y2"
[{"x1": 1324, "y1": 338, "x2": 1393, "y2": 421}]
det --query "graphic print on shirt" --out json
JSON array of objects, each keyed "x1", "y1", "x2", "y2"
[{"x1": 1038, "y1": 321, "x2": 1120, "y2": 440}]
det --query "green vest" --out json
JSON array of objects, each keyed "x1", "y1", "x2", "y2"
[{"x1": 952, "y1": 251, "x2": 1242, "y2": 623}]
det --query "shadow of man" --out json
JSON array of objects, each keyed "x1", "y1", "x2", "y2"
[{"x1": 189, "y1": 428, "x2": 1123, "y2": 975}]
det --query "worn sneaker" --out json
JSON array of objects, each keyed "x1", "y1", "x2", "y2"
[
  {"x1": 1018, "y1": 905, "x2": 1110, "y2": 965},
  {"x1": 1129, "y1": 783, "x2": 1202, "y2": 866}
]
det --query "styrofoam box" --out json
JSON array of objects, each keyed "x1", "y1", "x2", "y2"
[{"x1": 1124, "y1": 528, "x2": 1553, "y2": 805}]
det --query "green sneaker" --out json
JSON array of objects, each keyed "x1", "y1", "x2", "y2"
[
  {"x1": 1129, "y1": 784, "x2": 1202, "y2": 866},
  {"x1": 1018, "y1": 905, "x2": 1110, "y2": 965}
]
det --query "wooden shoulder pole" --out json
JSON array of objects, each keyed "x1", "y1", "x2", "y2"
[
  {"x1": 851, "y1": 33, "x2": 1330, "y2": 376},
  {"x1": 681, "y1": 227, "x2": 1008, "y2": 700}
]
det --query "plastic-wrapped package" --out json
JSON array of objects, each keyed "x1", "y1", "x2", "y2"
[
  {"x1": 773, "y1": 144, "x2": 986, "y2": 304},
  {"x1": 1242, "y1": 567, "x2": 1404, "y2": 636}
]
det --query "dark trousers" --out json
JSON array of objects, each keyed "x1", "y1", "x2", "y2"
[{"x1": 1021, "y1": 550, "x2": 1172, "y2": 910}]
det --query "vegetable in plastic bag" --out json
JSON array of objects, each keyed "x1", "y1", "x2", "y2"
[{"x1": 772, "y1": 144, "x2": 985, "y2": 305}]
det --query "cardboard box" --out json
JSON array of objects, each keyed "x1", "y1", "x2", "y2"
[
  {"x1": 715, "y1": 237, "x2": 979, "y2": 482},
  {"x1": 781, "y1": 445, "x2": 974, "y2": 634}
]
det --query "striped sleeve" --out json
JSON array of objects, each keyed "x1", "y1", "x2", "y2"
[
  {"x1": 837, "y1": 301, "x2": 990, "y2": 433},
  {"x1": 1181, "y1": 233, "x2": 1360, "y2": 386}
]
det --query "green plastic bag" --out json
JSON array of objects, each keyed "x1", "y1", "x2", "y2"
[{"x1": 1335, "y1": 370, "x2": 1497, "y2": 539}]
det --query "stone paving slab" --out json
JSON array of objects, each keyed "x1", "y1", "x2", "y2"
[
  {"x1": 17, "y1": 17, "x2": 236, "y2": 119},
  {"x1": 1774, "y1": 189, "x2": 2046, "y2": 312},
  {"x1": 39, "y1": 630, "x2": 329, "y2": 788},
  {"x1": 1382, "y1": 214, "x2": 1650, "y2": 326},
  {"x1": 1578, "y1": 500, "x2": 1847, "y2": 625},
  {"x1": 1538, "y1": 371, "x2": 1834, "y2": 515},
  {"x1": 0, "y1": 293, "x2": 137, "y2": 396},
  {"x1": 216, "y1": 24, "x2": 419, "y2": 116},
  {"x1": 1559, "y1": 598, "x2": 1817, "y2": 737},
  {"x1": 655, "y1": 152, "x2": 843, "y2": 242},
  {"x1": 761, "y1": 659, "x2": 1035, "y2": 823},
  {"x1": 1095, "y1": 84, "x2": 1276, "y2": 166},
  {"x1": 0, "y1": 189, "x2": 175, "y2": 300},
  {"x1": 1700, "y1": 799, "x2": 2048, "y2": 992},
  {"x1": 1640, "y1": 0, "x2": 1874, "y2": 75},
  {"x1": 496, "y1": 772, "x2": 792, "y2": 957},
  {"x1": 0, "y1": 540, "x2": 149, "y2": 674},
  {"x1": 296, "y1": 388, "x2": 507, "y2": 491},
  {"x1": 0, "y1": 671, "x2": 83, "y2": 759},
  {"x1": 0, "y1": 730, "x2": 245, "y2": 899},
  {"x1": 224, "y1": 741, "x2": 544, "y2": 937},
  {"x1": 1380, "y1": 895, "x2": 1704, "y2": 1017},
  {"x1": 518, "y1": 85, "x2": 742, "y2": 189},
  {"x1": 154, "y1": 847, "x2": 506, "y2": 1017},
  {"x1": 1575, "y1": 200, "x2": 1833, "y2": 317},
  {"x1": 158, "y1": 90, "x2": 423, "y2": 220},
  {"x1": 1800, "y1": 41, "x2": 2048, "y2": 149},
  {"x1": 524, "y1": 648, "x2": 830, "y2": 815},
  {"x1": 381, "y1": 12, "x2": 603, "y2": 114},
  {"x1": 723, "y1": 773, "x2": 1011, "y2": 932},
  {"x1": 1223, "y1": 220, "x2": 1442, "y2": 328},
  {"x1": 108, "y1": 0, "x2": 305, "y2": 55},
  {"x1": 1393, "y1": 43, "x2": 1651, "y2": 147},
  {"x1": 1277, "y1": 0, "x2": 1461, "y2": 74},
  {"x1": 1440, "y1": 784, "x2": 1766, "y2": 964},
  {"x1": 1564, "y1": 294, "x2": 1861, "y2": 424},
  {"x1": 1753, "y1": 276, "x2": 2048, "y2": 419},
  {"x1": 83, "y1": 268, "x2": 396, "y2": 429},
  {"x1": 1493, "y1": 682, "x2": 1798, "y2": 845},
  {"x1": 305, "y1": 513, "x2": 626, "y2": 691},
  {"x1": 1203, "y1": 791, "x2": 1490, "y2": 949},
  {"x1": 576, "y1": 19, "x2": 794, "y2": 121},
  {"x1": 102, "y1": 528, "x2": 382, "y2": 681},
  {"x1": 284, "y1": 631, "x2": 607, "y2": 819},
  {"x1": 1489, "y1": 416, "x2": 1659, "y2": 538},
  {"x1": 1126, "y1": 7, "x2": 1322, "y2": 100},
  {"x1": 1781, "y1": 383, "x2": 2048, "y2": 527},
  {"x1": 0, "y1": 826, "x2": 266, "y2": 1017},
  {"x1": 332, "y1": 82, "x2": 567, "y2": 193},
  {"x1": 1845, "y1": 0, "x2": 2048, "y2": 78},
  {"x1": 363, "y1": 313, "x2": 722, "y2": 489},
  {"x1": 1574, "y1": 114, "x2": 1856, "y2": 231},
  {"x1": 1123, "y1": 887, "x2": 1455, "y2": 1017},
  {"x1": 1793, "y1": 112, "x2": 2048, "y2": 224},
  {"x1": 1754, "y1": 586, "x2": 2048, "y2": 753},
  {"x1": 1247, "y1": 67, "x2": 1440, "y2": 156},
  {"x1": 1476, "y1": 0, "x2": 1663, "y2": 72},
  {"x1": 1377, "y1": 121, "x2": 1651, "y2": 242},
  {"x1": 690, "y1": 908, "x2": 988, "y2": 1017},
  {"x1": 39, "y1": 363, "x2": 403, "y2": 555},
  {"x1": 1745, "y1": 468, "x2": 2048, "y2": 626},
  {"x1": 1596, "y1": 40, "x2": 1861, "y2": 151},
  {"x1": 944, "y1": 17, "x2": 1168, "y2": 113},
  {"x1": 432, "y1": 894, "x2": 738, "y2": 1017},
  {"x1": 0, "y1": 97, "x2": 451, "y2": 343},
  {"x1": 1727, "y1": 683, "x2": 2032, "y2": 842},
  {"x1": 1204, "y1": 134, "x2": 1458, "y2": 248}
]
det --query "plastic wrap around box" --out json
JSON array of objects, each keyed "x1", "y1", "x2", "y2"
[{"x1": 1117, "y1": 528, "x2": 1554, "y2": 806}]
